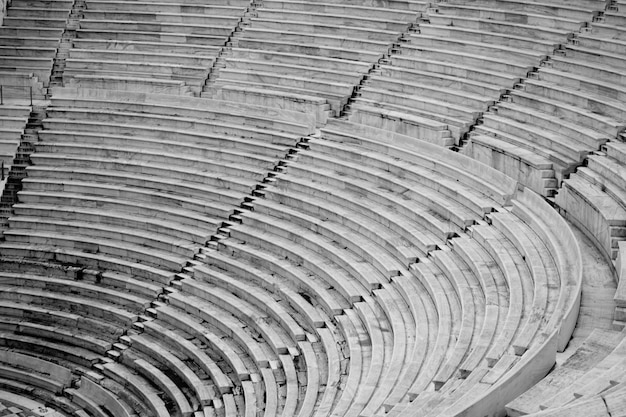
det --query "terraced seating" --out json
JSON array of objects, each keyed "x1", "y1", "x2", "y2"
[
  {"x1": 507, "y1": 328, "x2": 626, "y2": 415},
  {"x1": 204, "y1": 0, "x2": 426, "y2": 118},
  {"x1": 64, "y1": 0, "x2": 248, "y2": 94},
  {"x1": 0, "y1": 105, "x2": 29, "y2": 178},
  {"x1": 0, "y1": 0, "x2": 70, "y2": 88},
  {"x1": 348, "y1": 0, "x2": 604, "y2": 148},
  {"x1": 555, "y1": 142, "x2": 626, "y2": 261}
]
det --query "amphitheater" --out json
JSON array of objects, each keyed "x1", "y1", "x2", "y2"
[{"x1": 0, "y1": 0, "x2": 626, "y2": 415}]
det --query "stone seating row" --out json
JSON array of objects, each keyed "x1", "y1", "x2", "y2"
[
  {"x1": 0, "y1": 264, "x2": 267, "y2": 417},
  {"x1": 225, "y1": 121, "x2": 556, "y2": 415},
  {"x1": 555, "y1": 143, "x2": 626, "y2": 261},
  {"x1": 48, "y1": 86, "x2": 316, "y2": 133},
  {"x1": 461, "y1": 10, "x2": 626, "y2": 196},
  {"x1": 0, "y1": 0, "x2": 72, "y2": 87},
  {"x1": 0, "y1": 106, "x2": 29, "y2": 174},
  {"x1": 507, "y1": 328, "x2": 626, "y2": 415},
  {"x1": 205, "y1": 0, "x2": 424, "y2": 117},
  {"x1": 64, "y1": 0, "x2": 248, "y2": 94},
  {"x1": 346, "y1": 18, "x2": 563, "y2": 145}
]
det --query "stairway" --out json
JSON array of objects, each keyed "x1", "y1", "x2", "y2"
[{"x1": 0, "y1": 106, "x2": 45, "y2": 229}]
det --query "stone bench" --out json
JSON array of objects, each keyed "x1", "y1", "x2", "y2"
[
  {"x1": 560, "y1": 45, "x2": 626, "y2": 76},
  {"x1": 405, "y1": 34, "x2": 547, "y2": 67},
  {"x1": 388, "y1": 55, "x2": 521, "y2": 87},
  {"x1": 432, "y1": 4, "x2": 586, "y2": 30},
  {"x1": 78, "y1": 18, "x2": 234, "y2": 36},
  {"x1": 378, "y1": 64, "x2": 507, "y2": 98},
  {"x1": 0, "y1": 57, "x2": 53, "y2": 83},
  {"x1": 253, "y1": 197, "x2": 404, "y2": 278},
  {"x1": 249, "y1": 18, "x2": 400, "y2": 43},
  {"x1": 349, "y1": 95, "x2": 468, "y2": 144},
  {"x1": 469, "y1": 222, "x2": 527, "y2": 367},
  {"x1": 226, "y1": 222, "x2": 368, "y2": 304},
  {"x1": 537, "y1": 67, "x2": 626, "y2": 106},
  {"x1": 76, "y1": 28, "x2": 226, "y2": 46},
  {"x1": 8, "y1": 215, "x2": 199, "y2": 258},
  {"x1": 123, "y1": 333, "x2": 212, "y2": 408},
  {"x1": 245, "y1": 23, "x2": 394, "y2": 51},
  {"x1": 155, "y1": 304, "x2": 251, "y2": 381},
  {"x1": 367, "y1": 73, "x2": 498, "y2": 108},
  {"x1": 428, "y1": 247, "x2": 483, "y2": 389},
  {"x1": 428, "y1": 14, "x2": 574, "y2": 40},
  {"x1": 32, "y1": 142, "x2": 270, "y2": 180},
  {"x1": 0, "y1": 272, "x2": 150, "y2": 312},
  {"x1": 81, "y1": 10, "x2": 239, "y2": 27},
  {"x1": 472, "y1": 113, "x2": 585, "y2": 171},
  {"x1": 19, "y1": 180, "x2": 231, "y2": 230},
  {"x1": 280, "y1": 156, "x2": 462, "y2": 239},
  {"x1": 99, "y1": 362, "x2": 170, "y2": 417},
  {"x1": 434, "y1": 0, "x2": 596, "y2": 20},
  {"x1": 72, "y1": 38, "x2": 220, "y2": 56},
  {"x1": 236, "y1": 37, "x2": 382, "y2": 62},
  {"x1": 141, "y1": 320, "x2": 234, "y2": 392},
  {"x1": 204, "y1": 84, "x2": 332, "y2": 125},
  {"x1": 210, "y1": 79, "x2": 347, "y2": 115},
  {"x1": 27, "y1": 153, "x2": 257, "y2": 203},
  {"x1": 323, "y1": 120, "x2": 517, "y2": 203},
  {"x1": 575, "y1": 33, "x2": 626, "y2": 55},
  {"x1": 0, "y1": 351, "x2": 72, "y2": 394},
  {"x1": 253, "y1": 9, "x2": 411, "y2": 31},
  {"x1": 216, "y1": 67, "x2": 354, "y2": 96},
  {"x1": 264, "y1": 0, "x2": 420, "y2": 19},
  {"x1": 37, "y1": 128, "x2": 286, "y2": 169},
  {"x1": 65, "y1": 74, "x2": 193, "y2": 95},
  {"x1": 556, "y1": 171, "x2": 626, "y2": 261},
  {"x1": 85, "y1": 1, "x2": 245, "y2": 15},
  {"x1": 236, "y1": 209, "x2": 389, "y2": 291},
  {"x1": 506, "y1": 329, "x2": 626, "y2": 415},
  {"x1": 261, "y1": 183, "x2": 424, "y2": 266},
  {"x1": 6, "y1": 6, "x2": 69, "y2": 18},
  {"x1": 0, "y1": 242, "x2": 176, "y2": 285},
  {"x1": 0, "y1": 298, "x2": 124, "y2": 338},
  {"x1": 167, "y1": 291, "x2": 275, "y2": 368},
  {"x1": 181, "y1": 277, "x2": 302, "y2": 353},
  {"x1": 419, "y1": 24, "x2": 559, "y2": 54},
  {"x1": 64, "y1": 58, "x2": 207, "y2": 81},
  {"x1": 0, "y1": 26, "x2": 63, "y2": 38},
  {"x1": 68, "y1": 48, "x2": 215, "y2": 67},
  {"x1": 192, "y1": 262, "x2": 315, "y2": 337},
  {"x1": 12, "y1": 0, "x2": 72, "y2": 6},
  {"x1": 398, "y1": 43, "x2": 533, "y2": 79},
  {"x1": 301, "y1": 139, "x2": 500, "y2": 220},
  {"x1": 523, "y1": 79, "x2": 626, "y2": 123},
  {"x1": 408, "y1": 259, "x2": 459, "y2": 394},
  {"x1": 12, "y1": 201, "x2": 214, "y2": 247},
  {"x1": 2, "y1": 17, "x2": 67, "y2": 28},
  {"x1": 0, "y1": 35, "x2": 61, "y2": 49},
  {"x1": 0, "y1": 284, "x2": 139, "y2": 327},
  {"x1": 66, "y1": 377, "x2": 133, "y2": 417},
  {"x1": 25, "y1": 163, "x2": 252, "y2": 202},
  {"x1": 0, "y1": 325, "x2": 105, "y2": 369},
  {"x1": 217, "y1": 238, "x2": 348, "y2": 316},
  {"x1": 514, "y1": 188, "x2": 582, "y2": 352},
  {"x1": 48, "y1": 87, "x2": 315, "y2": 134},
  {"x1": 508, "y1": 88, "x2": 624, "y2": 138},
  {"x1": 230, "y1": 47, "x2": 372, "y2": 73},
  {"x1": 17, "y1": 320, "x2": 112, "y2": 355},
  {"x1": 224, "y1": 57, "x2": 362, "y2": 84},
  {"x1": 200, "y1": 248, "x2": 327, "y2": 329},
  {"x1": 0, "y1": 45, "x2": 57, "y2": 58}
]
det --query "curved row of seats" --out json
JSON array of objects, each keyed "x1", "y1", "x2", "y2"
[
  {"x1": 0, "y1": 0, "x2": 70, "y2": 97},
  {"x1": 345, "y1": 0, "x2": 603, "y2": 148},
  {"x1": 203, "y1": 0, "x2": 428, "y2": 121},
  {"x1": 64, "y1": 0, "x2": 251, "y2": 95},
  {"x1": 460, "y1": 0, "x2": 625, "y2": 199}
]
